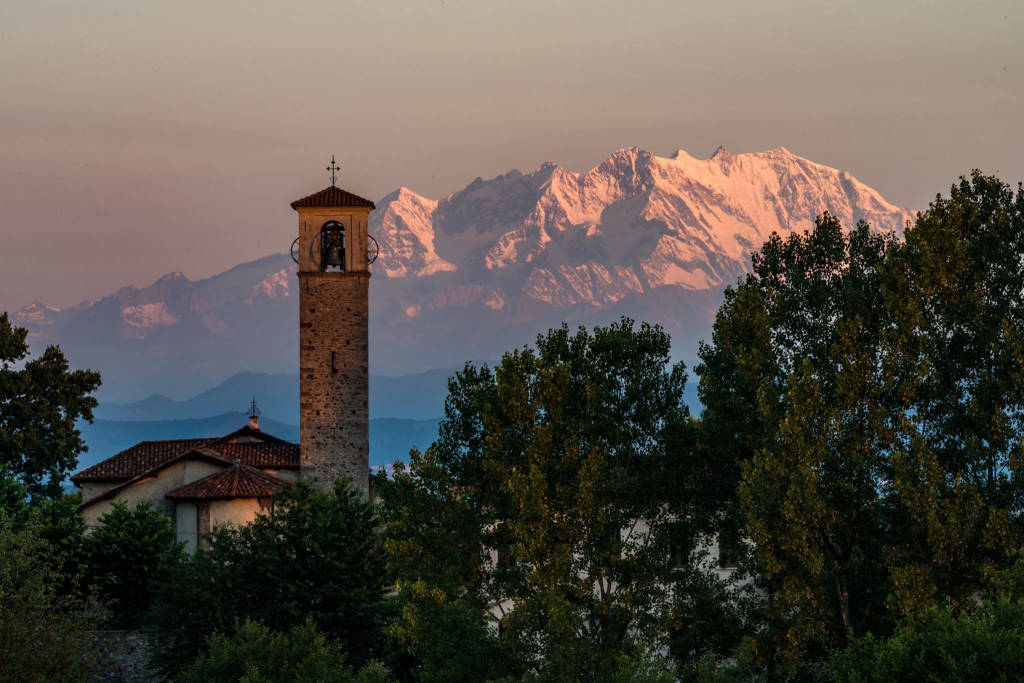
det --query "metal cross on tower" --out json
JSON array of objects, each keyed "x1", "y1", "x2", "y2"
[{"x1": 327, "y1": 156, "x2": 340, "y2": 187}]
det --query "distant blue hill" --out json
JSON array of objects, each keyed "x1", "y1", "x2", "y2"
[
  {"x1": 76, "y1": 412, "x2": 440, "y2": 474},
  {"x1": 93, "y1": 369, "x2": 460, "y2": 424},
  {"x1": 92, "y1": 366, "x2": 700, "y2": 426},
  {"x1": 77, "y1": 362, "x2": 701, "y2": 483}
]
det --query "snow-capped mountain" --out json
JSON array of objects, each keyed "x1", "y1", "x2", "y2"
[{"x1": 15, "y1": 146, "x2": 914, "y2": 403}]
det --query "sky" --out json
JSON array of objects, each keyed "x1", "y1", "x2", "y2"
[{"x1": 1, "y1": 0, "x2": 1022, "y2": 313}]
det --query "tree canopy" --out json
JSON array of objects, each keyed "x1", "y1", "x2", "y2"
[
  {"x1": 381, "y1": 319, "x2": 722, "y2": 680},
  {"x1": 696, "y1": 172, "x2": 1024, "y2": 674},
  {"x1": 0, "y1": 313, "x2": 100, "y2": 497},
  {"x1": 150, "y1": 478, "x2": 388, "y2": 678}
]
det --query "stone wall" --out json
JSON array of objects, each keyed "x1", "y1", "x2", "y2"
[
  {"x1": 88, "y1": 630, "x2": 158, "y2": 682},
  {"x1": 298, "y1": 271, "x2": 370, "y2": 494}
]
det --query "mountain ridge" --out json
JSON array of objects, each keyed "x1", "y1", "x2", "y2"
[{"x1": 14, "y1": 145, "x2": 914, "y2": 402}]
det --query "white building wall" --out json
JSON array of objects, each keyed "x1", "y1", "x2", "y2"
[
  {"x1": 81, "y1": 460, "x2": 225, "y2": 528},
  {"x1": 210, "y1": 498, "x2": 264, "y2": 529}
]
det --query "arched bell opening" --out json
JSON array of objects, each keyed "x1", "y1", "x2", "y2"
[{"x1": 319, "y1": 220, "x2": 346, "y2": 272}]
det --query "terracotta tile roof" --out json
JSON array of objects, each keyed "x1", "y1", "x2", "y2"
[
  {"x1": 166, "y1": 464, "x2": 291, "y2": 501},
  {"x1": 290, "y1": 185, "x2": 376, "y2": 210},
  {"x1": 71, "y1": 438, "x2": 217, "y2": 484},
  {"x1": 71, "y1": 432, "x2": 299, "y2": 484},
  {"x1": 210, "y1": 442, "x2": 299, "y2": 469},
  {"x1": 79, "y1": 447, "x2": 237, "y2": 510}
]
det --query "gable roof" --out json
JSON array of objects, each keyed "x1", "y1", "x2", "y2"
[
  {"x1": 71, "y1": 429, "x2": 299, "y2": 485},
  {"x1": 165, "y1": 464, "x2": 291, "y2": 501},
  {"x1": 290, "y1": 185, "x2": 376, "y2": 210},
  {"x1": 71, "y1": 438, "x2": 218, "y2": 484},
  {"x1": 78, "y1": 447, "x2": 237, "y2": 510},
  {"x1": 208, "y1": 442, "x2": 299, "y2": 469}
]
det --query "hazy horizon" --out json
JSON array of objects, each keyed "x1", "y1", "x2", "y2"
[{"x1": 2, "y1": 0, "x2": 1022, "y2": 313}]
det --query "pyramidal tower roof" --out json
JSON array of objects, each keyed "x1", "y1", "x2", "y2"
[{"x1": 291, "y1": 186, "x2": 376, "y2": 210}]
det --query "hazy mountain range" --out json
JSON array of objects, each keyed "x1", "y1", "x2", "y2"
[{"x1": 14, "y1": 145, "x2": 914, "y2": 468}]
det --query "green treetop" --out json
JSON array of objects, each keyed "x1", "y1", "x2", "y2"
[
  {"x1": 0, "y1": 312, "x2": 100, "y2": 497},
  {"x1": 382, "y1": 319, "x2": 718, "y2": 680}
]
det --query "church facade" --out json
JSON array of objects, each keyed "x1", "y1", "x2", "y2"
[{"x1": 72, "y1": 175, "x2": 376, "y2": 550}]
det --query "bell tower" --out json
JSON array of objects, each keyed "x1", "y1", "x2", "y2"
[{"x1": 290, "y1": 159, "x2": 378, "y2": 494}]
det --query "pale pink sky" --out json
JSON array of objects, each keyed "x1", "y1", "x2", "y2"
[{"x1": 1, "y1": 0, "x2": 1022, "y2": 312}]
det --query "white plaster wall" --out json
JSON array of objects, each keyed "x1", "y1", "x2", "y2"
[
  {"x1": 210, "y1": 498, "x2": 263, "y2": 529},
  {"x1": 81, "y1": 459, "x2": 225, "y2": 528},
  {"x1": 80, "y1": 481, "x2": 119, "y2": 501}
]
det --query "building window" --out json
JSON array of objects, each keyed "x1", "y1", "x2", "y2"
[
  {"x1": 668, "y1": 531, "x2": 693, "y2": 569},
  {"x1": 718, "y1": 525, "x2": 741, "y2": 569},
  {"x1": 669, "y1": 542, "x2": 688, "y2": 569}
]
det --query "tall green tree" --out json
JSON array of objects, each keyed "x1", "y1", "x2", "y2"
[
  {"x1": 883, "y1": 172, "x2": 1024, "y2": 612},
  {"x1": 698, "y1": 174, "x2": 1024, "y2": 674},
  {"x1": 0, "y1": 312, "x2": 100, "y2": 497},
  {"x1": 1, "y1": 465, "x2": 87, "y2": 597},
  {"x1": 697, "y1": 214, "x2": 901, "y2": 669},
  {"x1": 382, "y1": 319, "x2": 706, "y2": 680}
]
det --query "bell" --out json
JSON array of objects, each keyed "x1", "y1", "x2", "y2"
[{"x1": 324, "y1": 243, "x2": 345, "y2": 267}]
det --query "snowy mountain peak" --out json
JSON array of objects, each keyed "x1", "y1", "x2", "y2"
[
  {"x1": 358, "y1": 145, "x2": 914, "y2": 318},
  {"x1": 371, "y1": 186, "x2": 454, "y2": 278},
  {"x1": 16, "y1": 145, "x2": 919, "y2": 395},
  {"x1": 13, "y1": 301, "x2": 61, "y2": 330}
]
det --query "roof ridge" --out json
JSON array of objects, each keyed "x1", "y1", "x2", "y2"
[
  {"x1": 78, "y1": 447, "x2": 237, "y2": 509},
  {"x1": 136, "y1": 437, "x2": 215, "y2": 445}
]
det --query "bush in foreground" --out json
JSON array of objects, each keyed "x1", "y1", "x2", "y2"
[
  {"x1": 180, "y1": 619, "x2": 388, "y2": 683},
  {"x1": 828, "y1": 598, "x2": 1024, "y2": 682},
  {"x1": 151, "y1": 478, "x2": 388, "y2": 677},
  {"x1": 0, "y1": 518, "x2": 94, "y2": 682},
  {"x1": 83, "y1": 501, "x2": 183, "y2": 627}
]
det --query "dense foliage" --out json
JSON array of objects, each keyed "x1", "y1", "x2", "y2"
[
  {"x1": 7, "y1": 172, "x2": 1024, "y2": 680},
  {"x1": 381, "y1": 319, "x2": 729, "y2": 680},
  {"x1": 0, "y1": 312, "x2": 100, "y2": 497},
  {"x1": 83, "y1": 501, "x2": 183, "y2": 627},
  {"x1": 0, "y1": 515, "x2": 93, "y2": 682},
  {"x1": 150, "y1": 478, "x2": 388, "y2": 677},
  {"x1": 180, "y1": 620, "x2": 389, "y2": 683},
  {"x1": 827, "y1": 598, "x2": 1024, "y2": 682},
  {"x1": 693, "y1": 172, "x2": 1024, "y2": 676}
]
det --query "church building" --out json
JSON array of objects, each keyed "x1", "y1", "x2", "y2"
[{"x1": 72, "y1": 168, "x2": 376, "y2": 550}]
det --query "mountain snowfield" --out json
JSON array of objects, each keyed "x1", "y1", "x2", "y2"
[
  {"x1": 373, "y1": 145, "x2": 912, "y2": 306},
  {"x1": 16, "y1": 146, "x2": 914, "y2": 404}
]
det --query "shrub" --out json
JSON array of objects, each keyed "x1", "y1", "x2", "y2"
[
  {"x1": 83, "y1": 501, "x2": 183, "y2": 627},
  {"x1": 828, "y1": 599, "x2": 1024, "y2": 682},
  {"x1": 0, "y1": 518, "x2": 93, "y2": 681},
  {"x1": 180, "y1": 619, "x2": 388, "y2": 683},
  {"x1": 150, "y1": 478, "x2": 388, "y2": 676}
]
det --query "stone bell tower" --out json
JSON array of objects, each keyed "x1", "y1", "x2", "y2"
[{"x1": 290, "y1": 159, "x2": 377, "y2": 494}]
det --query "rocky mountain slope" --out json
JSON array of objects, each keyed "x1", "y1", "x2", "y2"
[{"x1": 15, "y1": 146, "x2": 914, "y2": 403}]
